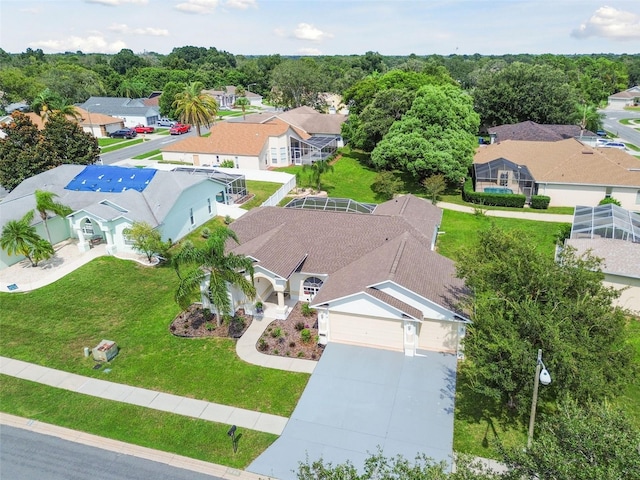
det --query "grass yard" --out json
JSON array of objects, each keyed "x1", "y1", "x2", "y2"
[
  {"x1": 98, "y1": 138, "x2": 144, "y2": 153},
  {"x1": 0, "y1": 257, "x2": 309, "y2": 418},
  {"x1": 0, "y1": 375, "x2": 276, "y2": 469},
  {"x1": 241, "y1": 180, "x2": 283, "y2": 210}
]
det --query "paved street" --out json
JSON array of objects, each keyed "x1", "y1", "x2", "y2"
[
  {"x1": 0, "y1": 425, "x2": 224, "y2": 480},
  {"x1": 600, "y1": 106, "x2": 640, "y2": 150}
]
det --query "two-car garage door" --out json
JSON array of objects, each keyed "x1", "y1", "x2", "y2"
[{"x1": 329, "y1": 312, "x2": 404, "y2": 352}]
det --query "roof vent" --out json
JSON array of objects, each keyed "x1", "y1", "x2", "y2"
[{"x1": 581, "y1": 150, "x2": 593, "y2": 154}]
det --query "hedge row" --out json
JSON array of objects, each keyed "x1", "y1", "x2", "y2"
[
  {"x1": 462, "y1": 179, "x2": 527, "y2": 208},
  {"x1": 530, "y1": 195, "x2": 551, "y2": 209}
]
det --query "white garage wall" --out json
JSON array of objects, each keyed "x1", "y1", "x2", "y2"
[{"x1": 374, "y1": 282, "x2": 455, "y2": 320}]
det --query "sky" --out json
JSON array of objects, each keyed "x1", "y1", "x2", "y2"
[{"x1": 1, "y1": 0, "x2": 639, "y2": 57}]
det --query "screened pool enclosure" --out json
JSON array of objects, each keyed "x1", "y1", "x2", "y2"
[
  {"x1": 570, "y1": 204, "x2": 640, "y2": 242},
  {"x1": 473, "y1": 158, "x2": 536, "y2": 200},
  {"x1": 284, "y1": 197, "x2": 377, "y2": 214},
  {"x1": 173, "y1": 167, "x2": 247, "y2": 204}
]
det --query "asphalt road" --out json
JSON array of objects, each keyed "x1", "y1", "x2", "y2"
[
  {"x1": 600, "y1": 107, "x2": 640, "y2": 148},
  {"x1": 100, "y1": 129, "x2": 198, "y2": 165},
  {"x1": 0, "y1": 425, "x2": 223, "y2": 480}
]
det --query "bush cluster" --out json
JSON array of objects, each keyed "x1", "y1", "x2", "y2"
[
  {"x1": 462, "y1": 178, "x2": 526, "y2": 208},
  {"x1": 530, "y1": 195, "x2": 551, "y2": 209}
]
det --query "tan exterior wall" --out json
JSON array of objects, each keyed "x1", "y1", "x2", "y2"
[
  {"x1": 418, "y1": 320, "x2": 458, "y2": 353},
  {"x1": 605, "y1": 273, "x2": 640, "y2": 314},
  {"x1": 537, "y1": 183, "x2": 639, "y2": 210}
]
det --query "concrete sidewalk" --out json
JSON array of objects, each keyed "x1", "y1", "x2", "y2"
[
  {"x1": 0, "y1": 413, "x2": 265, "y2": 480},
  {"x1": 0, "y1": 356, "x2": 287, "y2": 436}
]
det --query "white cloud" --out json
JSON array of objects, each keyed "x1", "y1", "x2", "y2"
[
  {"x1": 19, "y1": 7, "x2": 41, "y2": 14},
  {"x1": 109, "y1": 24, "x2": 169, "y2": 36},
  {"x1": 30, "y1": 36, "x2": 127, "y2": 53},
  {"x1": 572, "y1": 6, "x2": 640, "y2": 41},
  {"x1": 84, "y1": 0, "x2": 148, "y2": 5},
  {"x1": 293, "y1": 23, "x2": 332, "y2": 42},
  {"x1": 224, "y1": 0, "x2": 256, "y2": 9},
  {"x1": 298, "y1": 47, "x2": 322, "y2": 55},
  {"x1": 175, "y1": 0, "x2": 219, "y2": 14}
]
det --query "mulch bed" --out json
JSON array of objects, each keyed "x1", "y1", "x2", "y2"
[
  {"x1": 169, "y1": 303, "x2": 251, "y2": 339},
  {"x1": 256, "y1": 302, "x2": 325, "y2": 361}
]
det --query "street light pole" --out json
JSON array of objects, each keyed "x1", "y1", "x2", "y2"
[{"x1": 527, "y1": 348, "x2": 551, "y2": 449}]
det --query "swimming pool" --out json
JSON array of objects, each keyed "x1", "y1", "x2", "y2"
[{"x1": 484, "y1": 187, "x2": 513, "y2": 194}]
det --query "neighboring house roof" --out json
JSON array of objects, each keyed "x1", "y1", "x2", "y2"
[
  {"x1": 161, "y1": 118, "x2": 309, "y2": 156},
  {"x1": 488, "y1": 121, "x2": 596, "y2": 142},
  {"x1": 0, "y1": 165, "x2": 224, "y2": 229},
  {"x1": 565, "y1": 238, "x2": 640, "y2": 279},
  {"x1": 228, "y1": 194, "x2": 466, "y2": 315},
  {"x1": 238, "y1": 106, "x2": 347, "y2": 136},
  {"x1": 474, "y1": 138, "x2": 640, "y2": 187},
  {"x1": 76, "y1": 107, "x2": 122, "y2": 127},
  {"x1": 79, "y1": 96, "x2": 159, "y2": 118},
  {"x1": 608, "y1": 85, "x2": 640, "y2": 100}
]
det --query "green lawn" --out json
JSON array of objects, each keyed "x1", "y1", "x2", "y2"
[
  {"x1": 0, "y1": 375, "x2": 276, "y2": 469},
  {"x1": 439, "y1": 194, "x2": 575, "y2": 215},
  {"x1": 0, "y1": 257, "x2": 309, "y2": 418},
  {"x1": 241, "y1": 180, "x2": 283, "y2": 210}
]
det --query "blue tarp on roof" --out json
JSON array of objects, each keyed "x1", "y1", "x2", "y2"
[{"x1": 65, "y1": 165, "x2": 157, "y2": 193}]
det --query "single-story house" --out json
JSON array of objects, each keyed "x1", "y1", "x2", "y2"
[
  {"x1": 473, "y1": 138, "x2": 640, "y2": 210},
  {"x1": 564, "y1": 204, "x2": 640, "y2": 313},
  {"x1": 161, "y1": 117, "x2": 338, "y2": 169},
  {"x1": 607, "y1": 86, "x2": 640, "y2": 109},
  {"x1": 0, "y1": 164, "x2": 226, "y2": 270},
  {"x1": 203, "y1": 86, "x2": 263, "y2": 108},
  {"x1": 79, "y1": 97, "x2": 160, "y2": 128},
  {"x1": 487, "y1": 121, "x2": 596, "y2": 143},
  {"x1": 76, "y1": 107, "x2": 124, "y2": 138},
  {"x1": 218, "y1": 194, "x2": 469, "y2": 357},
  {"x1": 236, "y1": 105, "x2": 347, "y2": 148}
]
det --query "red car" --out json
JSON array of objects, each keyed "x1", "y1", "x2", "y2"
[
  {"x1": 133, "y1": 124, "x2": 155, "y2": 134},
  {"x1": 170, "y1": 123, "x2": 191, "y2": 135}
]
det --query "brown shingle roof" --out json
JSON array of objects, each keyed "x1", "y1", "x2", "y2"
[
  {"x1": 161, "y1": 118, "x2": 309, "y2": 156},
  {"x1": 229, "y1": 195, "x2": 466, "y2": 314},
  {"x1": 488, "y1": 121, "x2": 595, "y2": 142},
  {"x1": 474, "y1": 138, "x2": 640, "y2": 187}
]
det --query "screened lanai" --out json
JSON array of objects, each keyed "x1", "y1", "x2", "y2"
[
  {"x1": 473, "y1": 158, "x2": 536, "y2": 200},
  {"x1": 173, "y1": 167, "x2": 247, "y2": 204},
  {"x1": 285, "y1": 196, "x2": 377, "y2": 214},
  {"x1": 290, "y1": 136, "x2": 338, "y2": 165},
  {"x1": 570, "y1": 204, "x2": 640, "y2": 242}
]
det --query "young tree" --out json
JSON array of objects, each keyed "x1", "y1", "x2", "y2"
[
  {"x1": 34, "y1": 190, "x2": 72, "y2": 243},
  {"x1": 0, "y1": 211, "x2": 53, "y2": 267},
  {"x1": 501, "y1": 398, "x2": 640, "y2": 480},
  {"x1": 456, "y1": 228, "x2": 636, "y2": 417},
  {"x1": 371, "y1": 171, "x2": 403, "y2": 201},
  {"x1": 270, "y1": 58, "x2": 324, "y2": 110},
  {"x1": 123, "y1": 221, "x2": 166, "y2": 262},
  {"x1": 172, "y1": 81, "x2": 219, "y2": 136},
  {"x1": 234, "y1": 96, "x2": 250, "y2": 120},
  {"x1": 172, "y1": 226, "x2": 256, "y2": 326},
  {"x1": 423, "y1": 174, "x2": 446, "y2": 204},
  {"x1": 303, "y1": 158, "x2": 334, "y2": 191}
]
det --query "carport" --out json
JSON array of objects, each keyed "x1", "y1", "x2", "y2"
[{"x1": 248, "y1": 343, "x2": 457, "y2": 479}]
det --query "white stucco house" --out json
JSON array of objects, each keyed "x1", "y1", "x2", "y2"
[
  {"x1": 565, "y1": 204, "x2": 640, "y2": 313},
  {"x1": 607, "y1": 86, "x2": 640, "y2": 109},
  {"x1": 220, "y1": 194, "x2": 470, "y2": 357},
  {"x1": 0, "y1": 164, "x2": 226, "y2": 270},
  {"x1": 79, "y1": 97, "x2": 160, "y2": 128},
  {"x1": 474, "y1": 138, "x2": 640, "y2": 210}
]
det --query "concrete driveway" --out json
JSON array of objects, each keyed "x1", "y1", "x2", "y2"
[{"x1": 248, "y1": 343, "x2": 457, "y2": 480}]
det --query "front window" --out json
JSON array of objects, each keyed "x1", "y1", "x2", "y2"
[
  {"x1": 303, "y1": 276, "x2": 324, "y2": 299},
  {"x1": 189, "y1": 208, "x2": 194, "y2": 225},
  {"x1": 207, "y1": 198, "x2": 212, "y2": 214},
  {"x1": 82, "y1": 219, "x2": 94, "y2": 235}
]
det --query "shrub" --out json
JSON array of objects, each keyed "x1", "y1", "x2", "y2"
[
  {"x1": 270, "y1": 327, "x2": 282, "y2": 338},
  {"x1": 289, "y1": 341, "x2": 296, "y2": 348},
  {"x1": 200, "y1": 227, "x2": 210, "y2": 238},
  {"x1": 295, "y1": 321, "x2": 305, "y2": 331},
  {"x1": 301, "y1": 303, "x2": 314, "y2": 317},
  {"x1": 462, "y1": 178, "x2": 526, "y2": 208},
  {"x1": 530, "y1": 195, "x2": 551, "y2": 209},
  {"x1": 297, "y1": 352, "x2": 305, "y2": 358},
  {"x1": 598, "y1": 197, "x2": 621, "y2": 206},
  {"x1": 301, "y1": 328, "x2": 312, "y2": 343},
  {"x1": 258, "y1": 338, "x2": 268, "y2": 351},
  {"x1": 220, "y1": 159, "x2": 235, "y2": 168},
  {"x1": 224, "y1": 215, "x2": 233, "y2": 225}
]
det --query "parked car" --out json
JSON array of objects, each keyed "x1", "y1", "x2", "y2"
[
  {"x1": 109, "y1": 128, "x2": 137, "y2": 139},
  {"x1": 596, "y1": 130, "x2": 608, "y2": 137},
  {"x1": 595, "y1": 138, "x2": 610, "y2": 146},
  {"x1": 157, "y1": 118, "x2": 177, "y2": 127},
  {"x1": 599, "y1": 142, "x2": 626, "y2": 150},
  {"x1": 170, "y1": 123, "x2": 191, "y2": 135},
  {"x1": 133, "y1": 124, "x2": 154, "y2": 134}
]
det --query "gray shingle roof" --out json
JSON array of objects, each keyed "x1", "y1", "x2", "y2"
[
  {"x1": 229, "y1": 195, "x2": 466, "y2": 315},
  {"x1": 488, "y1": 121, "x2": 596, "y2": 142}
]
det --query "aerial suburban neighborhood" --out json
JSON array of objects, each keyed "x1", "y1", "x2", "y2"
[{"x1": 1, "y1": 2, "x2": 640, "y2": 479}]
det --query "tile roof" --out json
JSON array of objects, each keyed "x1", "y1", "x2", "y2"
[
  {"x1": 228, "y1": 195, "x2": 466, "y2": 315},
  {"x1": 474, "y1": 138, "x2": 640, "y2": 187},
  {"x1": 161, "y1": 118, "x2": 309, "y2": 156},
  {"x1": 488, "y1": 121, "x2": 595, "y2": 142},
  {"x1": 76, "y1": 107, "x2": 123, "y2": 126}
]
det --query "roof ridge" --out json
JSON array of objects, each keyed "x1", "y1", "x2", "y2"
[{"x1": 389, "y1": 236, "x2": 408, "y2": 277}]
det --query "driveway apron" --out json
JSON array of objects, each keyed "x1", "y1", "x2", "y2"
[{"x1": 248, "y1": 343, "x2": 457, "y2": 480}]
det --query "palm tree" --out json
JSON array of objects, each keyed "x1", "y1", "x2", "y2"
[
  {"x1": 0, "y1": 211, "x2": 53, "y2": 267},
  {"x1": 172, "y1": 226, "x2": 256, "y2": 326},
  {"x1": 234, "y1": 96, "x2": 251, "y2": 120},
  {"x1": 32, "y1": 88, "x2": 80, "y2": 122},
  {"x1": 34, "y1": 190, "x2": 73, "y2": 243},
  {"x1": 303, "y1": 158, "x2": 335, "y2": 191},
  {"x1": 172, "y1": 82, "x2": 219, "y2": 137}
]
